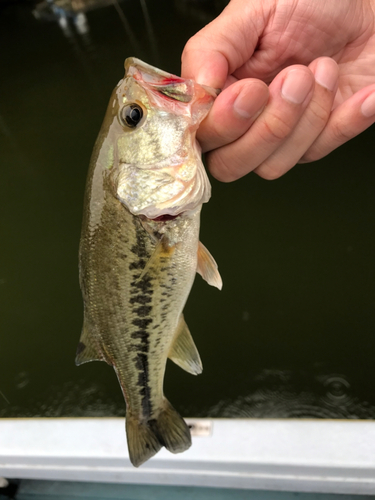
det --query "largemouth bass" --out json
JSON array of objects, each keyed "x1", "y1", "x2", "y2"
[{"x1": 77, "y1": 58, "x2": 222, "y2": 467}]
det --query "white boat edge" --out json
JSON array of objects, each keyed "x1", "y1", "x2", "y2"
[{"x1": 0, "y1": 418, "x2": 374, "y2": 495}]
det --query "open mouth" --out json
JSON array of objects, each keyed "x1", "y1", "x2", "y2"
[{"x1": 151, "y1": 214, "x2": 180, "y2": 222}]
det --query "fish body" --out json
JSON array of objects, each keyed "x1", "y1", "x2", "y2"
[{"x1": 77, "y1": 58, "x2": 221, "y2": 467}]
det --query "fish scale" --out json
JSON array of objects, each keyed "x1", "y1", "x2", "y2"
[{"x1": 77, "y1": 58, "x2": 222, "y2": 467}]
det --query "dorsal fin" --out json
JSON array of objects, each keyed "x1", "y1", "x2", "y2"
[
  {"x1": 75, "y1": 318, "x2": 106, "y2": 366},
  {"x1": 168, "y1": 315, "x2": 202, "y2": 375},
  {"x1": 197, "y1": 241, "x2": 223, "y2": 290}
]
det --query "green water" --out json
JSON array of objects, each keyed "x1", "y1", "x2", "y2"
[{"x1": 1, "y1": 0, "x2": 375, "y2": 420}]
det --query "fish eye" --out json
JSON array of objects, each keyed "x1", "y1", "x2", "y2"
[{"x1": 120, "y1": 103, "x2": 144, "y2": 128}]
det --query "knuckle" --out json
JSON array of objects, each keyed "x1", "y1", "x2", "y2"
[
  {"x1": 199, "y1": 117, "x2": 236, "y2": 152},
  {"x1": 182, "y1": 35, "x2": 207, "y2": 63},
  {"x1": 260, "y1": 113, "x2": 294, "y2": 143},
  {"x1": 211, "y1": 126, "x2": 238, "y2": 146},
  {"x1": 330, "y1": 118, "x2": 353, "y2": 143},
  {"x1": 309, "y1": 98, "x2": 331, "y2": 127},
  {"x1": 301, "y1": 141, "x2": 332, "y2": 163},
  {"x1": 208, "y1": 150, "x2": 238, "y2": 182},
  {"x1": 300, "y1": 149, "x2": 320, "y2": 163},
  {"x1": 209, "y1": 119, "x2": 230, "y2": 143},
  {"x1": 257, "y1": 168, "x2": 281, "y2": 181},
  {"x1": 256, "y1": 162, "x2": 284, "y2": 180}
]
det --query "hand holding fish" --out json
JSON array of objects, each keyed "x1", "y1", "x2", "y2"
[{"x1": 182, "y1": 0, "x2": 375, "y2": 181}]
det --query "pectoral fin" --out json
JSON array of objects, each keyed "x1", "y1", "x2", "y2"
[
  {"x1": 168, "y1": 315, "x2": 202, "y2": 375},
  {"x1": 75, "y1": 319, "x2": 105, "y2": 366},
  {"x1": 137, "y1": 236, "x2": 175, "y2": 282},
  {"x1": 197, "y1": 241, "x2": 223, "y2": 290}
]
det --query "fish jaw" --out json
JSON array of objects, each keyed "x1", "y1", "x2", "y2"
[{"x1": 111, "y1": 58, "x2": 217, "y2": 219}]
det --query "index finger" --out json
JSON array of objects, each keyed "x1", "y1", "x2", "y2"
[{"x1": 197, "y1": 78, "x2": 269, "y2": 152}]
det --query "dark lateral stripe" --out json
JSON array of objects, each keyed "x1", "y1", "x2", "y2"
[
  {"x1": 135, "y1": 343, "x2": 149, "y2": 353},
  {"x1": 129, "y1": 217, "x2": 153, "y2": 417},
  {"x1": 130, "y1": 277, "x2": 154, "y2": 293},
  {"x1": 130, "y1": 294, "x2": 152, "y2": 305},
  {"x1": 132, "y1": 317, "x2": 153, "y2": 328},
  {"x1": 134, "y1": 305, "x2": 152, "y2": 317},
  {"x1": 133, "y1": 353, "x2": 151, "y2": 416},
  {"x1": 129, "y1": 260, "x2": 146, "y2": 270},
  {"x1": 131, "y1": 330, "x2": 149, "y2": 341},
  {"x1": 130, "y1": 243, "x2": 148, "y2": 258}
]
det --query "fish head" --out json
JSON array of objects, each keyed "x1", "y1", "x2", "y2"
[{"x1": 111, "y1": 57, "x2": 217, "y2": 219}]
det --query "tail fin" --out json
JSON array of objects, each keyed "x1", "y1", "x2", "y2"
[
  {"x1": 125, "y1": 414, "x2": 162, "y2": 467},
  {"x1": 126, "y1": 399, "x2": 192, "y2": 467}
]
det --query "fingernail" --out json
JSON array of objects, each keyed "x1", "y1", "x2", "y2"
[
  {"x1": 196, "y1": 71, "x2": 210, "y2": 87},
  {"x1": 196, "y1": 69, "x2": 219, "y2": 89},
  {"x1": 233, "y1": 84, "x2": 268, "y2": 119},
  {"x1": 361, "y1": 92, "x2": 375, "y2": 117},
  {"x1": 281, "y1": 69, "x2": 313, "y2": 104},
  {"x1": 314, "y1": 58, "x2": 338, "y2": 91}
]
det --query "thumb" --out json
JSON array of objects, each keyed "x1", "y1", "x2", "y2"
[
  {"x1": 181, "y1": 1, "x2": 261, "y2": 88},
  {"x1": 181, "y1": 40, "x2": 229, "y2": 89}
]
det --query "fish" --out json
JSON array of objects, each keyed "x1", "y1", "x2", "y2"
[{"x1": 77, "y1": 57, "x2": 222, "y2": 467}]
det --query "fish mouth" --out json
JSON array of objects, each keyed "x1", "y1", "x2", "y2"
[{"x1": 150, "y1": 214, "x2": 180, "y2": 222}]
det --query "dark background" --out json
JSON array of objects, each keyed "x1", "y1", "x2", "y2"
[{"x1": 1, "y1": 0, "x2": 375, "y2": 419}]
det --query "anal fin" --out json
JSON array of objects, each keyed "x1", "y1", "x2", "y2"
[
  {"x1": 168, "y1": 315, "x2": 202, "y2": 375},
  {"x1": 75, "y1": 318, "x2": 105, "y2": 366},
  {"x1": 197, "y1": 241, "x2": 223, "y2": 290}
]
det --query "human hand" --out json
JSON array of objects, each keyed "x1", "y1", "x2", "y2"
[{"x1": 181, "y1": 0, "x2": 375, "y2": 181}]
